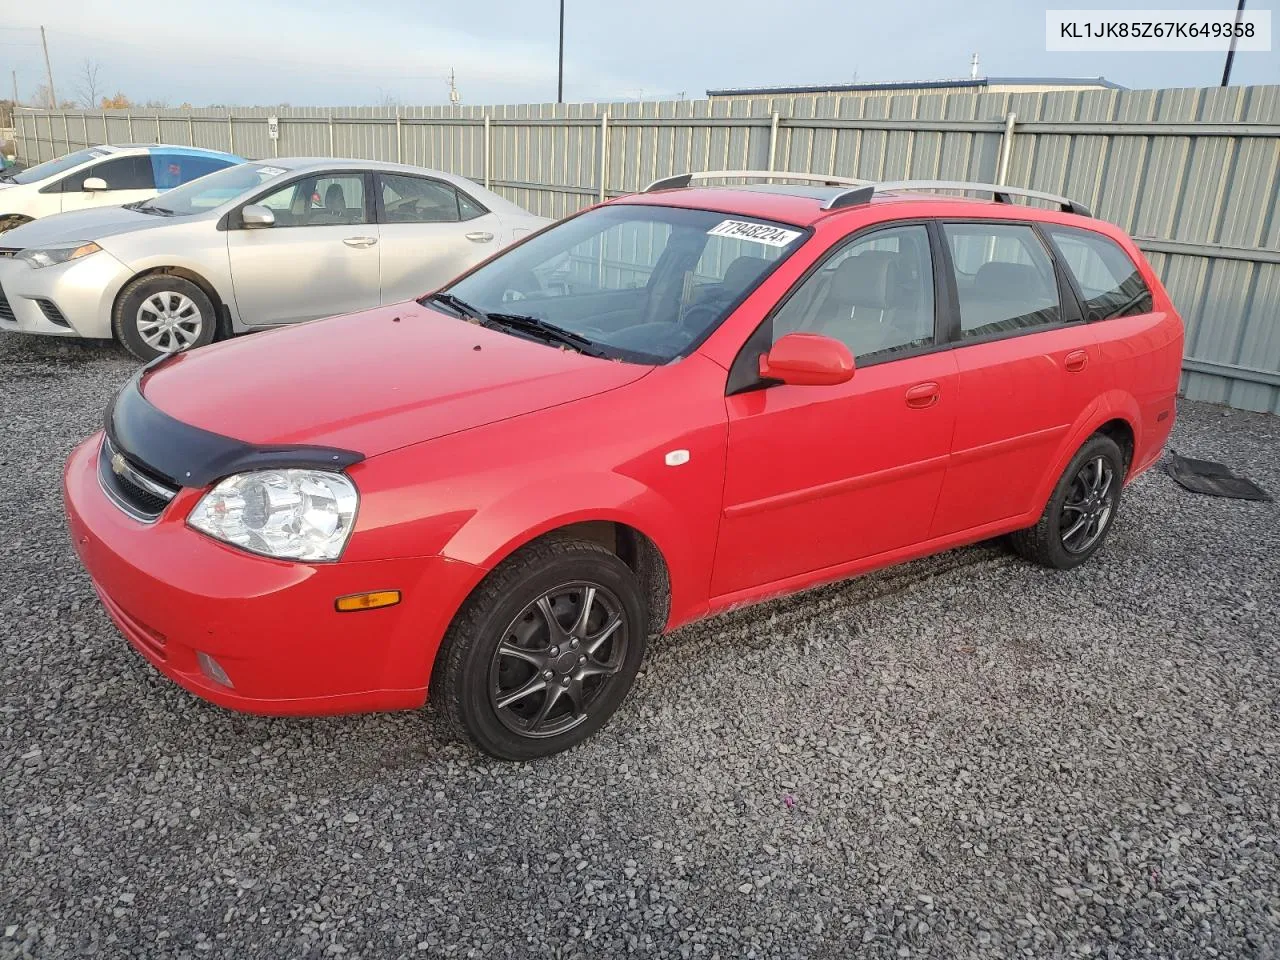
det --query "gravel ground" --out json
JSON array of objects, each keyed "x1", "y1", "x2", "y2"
[{"x1": 1, "y1": 334, "x2": 1278, "y2": 960}]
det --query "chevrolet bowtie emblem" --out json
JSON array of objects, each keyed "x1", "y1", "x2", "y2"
[{"x1": 111, "y1": 452, "x2": 127, "y2": 476}]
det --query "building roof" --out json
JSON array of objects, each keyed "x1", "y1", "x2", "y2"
[{"x1": 706, "y1": 76, "x2": 1123, "y2": 97}]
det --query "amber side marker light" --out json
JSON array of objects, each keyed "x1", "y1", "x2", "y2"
[{"x1": 335, "y1": 590, "x2": 402, "y2": 612}]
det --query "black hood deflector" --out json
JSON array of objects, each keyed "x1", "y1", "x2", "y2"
[{"x1": 105, "y1": 365, "x2": 364, "y2": 489}]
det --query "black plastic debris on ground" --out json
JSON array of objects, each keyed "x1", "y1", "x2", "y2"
[{"x1": 1165, "y1": 449, "x2": 1273, "y2": 502}]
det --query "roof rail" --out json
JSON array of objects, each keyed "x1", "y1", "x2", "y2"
[
  {"x1": 643, "y1": 170, "x2": 874, "y2": 193},
  {"x1": 822, "y1": 179, "x2": 1092, "y2": 217}
]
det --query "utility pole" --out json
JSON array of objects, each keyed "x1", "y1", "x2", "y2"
[
  {"x1": 1221, "y1": 0, "x2": 1247, "y2": 86},
  {"x1": 40, "y1": 26, "x2": 56, "y2": 108},
  {"x1": 11, "y1": 70, "x2": 17, "y2": 108},
  {"x1": 447, "y1": 68, "x2": 459, "y2": 105},
  {"x1": 557, "y1": 0, "x2": 565, "y2": 103}
]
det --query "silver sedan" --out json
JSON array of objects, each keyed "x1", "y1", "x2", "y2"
[{"x1": 0, "y1": 158, "x2": 550, "y2": 360}]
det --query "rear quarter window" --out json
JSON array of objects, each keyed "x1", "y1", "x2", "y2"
[{"x1": 1044, "y1": 226, "x2": 1153, "y2": 321}]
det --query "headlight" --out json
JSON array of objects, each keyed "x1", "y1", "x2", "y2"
[
  {"x1": 17, "y1": 241, "x2": 102, "y2": 269},
  {"x1": 188, "y1": 470, "x2": 358, "y2": 561}
]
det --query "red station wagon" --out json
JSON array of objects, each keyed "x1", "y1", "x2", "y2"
[{"x1": 64, "y1": 172, "x2": 1184, "y2": 759}]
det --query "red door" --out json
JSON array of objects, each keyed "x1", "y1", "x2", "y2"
[
  {"x1": 929, "y1": 326, "x2": 1100, "y2": 537},
  {"x1": 710, "y1": 350, "x2": 959, "y2": 597},
  {"x1": 929, "y1": 220, "x2": 1101, "y2": 537}
]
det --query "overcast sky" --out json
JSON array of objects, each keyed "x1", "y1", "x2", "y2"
[{"x1": 3, "y1": 0, "x2": 1277, "y2": 107}]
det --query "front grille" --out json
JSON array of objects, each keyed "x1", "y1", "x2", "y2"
[
  {"x1": 35, "y1": 298, "x2": 69, "y2": 328},
  {"x1": 97, "y1": 437, "x2": 180, "y2": 523},
  {"x1": 0, "y1": 284, "x2": 13, "y2": 322}
]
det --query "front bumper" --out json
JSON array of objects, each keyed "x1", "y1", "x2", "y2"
[
  {"x1": 0, "y1": 249, "x2": 132, "y2": 340},
  {"x1": 63, "y1": 433, "x2": 483, "y2": 715}
]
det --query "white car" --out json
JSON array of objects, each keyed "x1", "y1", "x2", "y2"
[
  {"x1": 0, "y1": 158, "x2": 551, "y2": 360},
  {"x1": 0, "y1": 144, "x2": 243, "y2": 233}
]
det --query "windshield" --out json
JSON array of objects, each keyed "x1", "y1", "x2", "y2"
[
  {"x1": 440, "y1": 204, "x2": 807, "y2": 363},
  {"x1": 142, "y1": 162, "x2": 287, "y2": 216},
  {"x1": 7, "y1": 148, "x2": 109, "y2": 185}
]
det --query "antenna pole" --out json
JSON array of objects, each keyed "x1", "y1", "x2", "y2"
[
  {"x1": 557, "y1": 0, "x2": 565, "y2": 103},
  {"x1": 1221, "y1": 0, "x2": 1247, "y2": 86},
  {"x1": 40, "y1": 26, "x2": 57, "y2": 108}
]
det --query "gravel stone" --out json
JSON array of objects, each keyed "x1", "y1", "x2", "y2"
[{"x1": 1, "y1": 335, "x2": 1278, "y2": 959}]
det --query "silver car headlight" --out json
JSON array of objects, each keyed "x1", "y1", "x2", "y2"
[
  {"x1": 188, "y1": 470, "x2": 359, "y2": 561},
  {"x1": 16, "y1": 241, "x2": 102, "y2": 269}
]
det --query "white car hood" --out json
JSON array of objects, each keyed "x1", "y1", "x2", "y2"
[{"x1": 0, "y1": 205, "x2": 172, "y2": 248}]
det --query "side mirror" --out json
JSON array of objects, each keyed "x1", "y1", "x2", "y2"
[
  {"x1": 758, "y1": 332, "x2": 855, "y2": 386},
  {"x1": 82, "y1": 177, "x2": 108, "y2": 192},
  {"x1": 241, "y1": 204, "x2": 276, "y2": 228}
]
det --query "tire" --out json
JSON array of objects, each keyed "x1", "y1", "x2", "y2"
[
  {"x1": 432, "y1": 538, "x2": 649, "y2": 760},
  {"x1": 0, "y1": 214, "x2": 33, "y2": 235},
  {"x1": 112, "y1": 274, "x2": 217, "y2": 362},
  {"x1": 1009, "y1": 433, "x2": 1125, "y2": 570}
]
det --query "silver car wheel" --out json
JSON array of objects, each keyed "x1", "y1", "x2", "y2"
[{"x1": 136, "y1": 292, "x2": 204, "y2": 353}]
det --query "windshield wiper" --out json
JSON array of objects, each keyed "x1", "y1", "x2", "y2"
[
  {"x1": 423, "y1": 291, "x2": 487, "y2": 322},
  {"x1": 1099, "y1": 290, "x2": 1151, "y2": 320},
  {"x1": 423, "y1": 292, "x2": 606, "y2": 356},
  {"x1": 483, "y1": 312, "x2": 608, "y2": 357},
  {"x1": 137, "y1": 203, "x2": 176, "y2": 216},
  {"x1": 0, "y1": 174, "x2": 15, "y2": 184}
]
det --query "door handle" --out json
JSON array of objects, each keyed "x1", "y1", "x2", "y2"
[
  {"x1": 465, "y1": 231, "x2": 494, "y2": 243},
  {"x1": 905, "y1": 381, "x2": 940, "y2": 409},
  {"x1": 1064, "y1": 349, "x2": 1089, "y2": 373},
  {"x1": 343, "y1": 236, "x2": 377, "y2": 248}
]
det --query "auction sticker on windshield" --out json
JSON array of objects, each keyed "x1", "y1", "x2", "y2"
[{"x1": 706, "y1": 219, "x2": 802, "y2": 247}]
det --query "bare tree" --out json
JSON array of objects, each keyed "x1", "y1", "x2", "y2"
[{"x1": 77, "y1": 59, "x2": 103, "y2": 110}]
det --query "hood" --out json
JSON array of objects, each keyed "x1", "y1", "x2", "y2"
[
  {"x1": 1, "y1": 205, "x2": 170, "y2": 248},
  {"x1": 139, "y1": 301, "x2": 653, "y2": 458}
]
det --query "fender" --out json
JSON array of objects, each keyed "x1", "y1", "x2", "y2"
[
  {"x1": 1027, "y1": 392, "x2": 1138, "y2": 516},
  {"x1": 439, "y1": 469, "x2": 710, "y2": 630}
]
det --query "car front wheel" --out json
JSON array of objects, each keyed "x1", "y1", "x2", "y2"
[
  {"x1": 113, "y1": 274, "x2": 217, "y2": 362},
  {"x1": 433, "y1": 537, "x2": 649, "y2": 760}
]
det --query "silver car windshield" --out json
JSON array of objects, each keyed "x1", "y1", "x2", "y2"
[
  {"x1": 438, "y1": 204, "x2": 807, "y2": 364},
  {"x1": 138, "y1": 163, "x2": 283, "y2": 217},
  {"x1": 4, "y1": 147, "x2": 109, "y2": 184}
]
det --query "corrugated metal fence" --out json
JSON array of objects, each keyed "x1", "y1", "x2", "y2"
[{"x1": 14, "y1": 85, "x2": 1280, "y2": 413}]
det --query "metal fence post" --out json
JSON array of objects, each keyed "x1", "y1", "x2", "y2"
[
  {"x1": 227, "y1": 114, "x2": 235, "y2": 155},
  {"x1": 83, "y1": 113, "x2": 89, "y2": 148},
  {"x1": 188, "y1": 114, "x2": 194, "y2": 146},
  {"x1": 155, "y1": 115, "x2": 161, "y2": 144},
  {"x1": 483, "y1": 113, "x2": 491, "y2": 189},
  {"x1": 395, "y1": 109, "x2": 403, "y2": 164},
  {"x1": 101, "y1": 112, "x2": 107, "y2": 146},
  {"x1": 272, "y1": 116, "x2": 279, "y2": 158},
  {"x1": 328, "y1": 113, "x2": 335, "y2": 156},
  {"x1": 126, "y1": 113, "x2": 134, "y2": 143},
  {"x1": 598, "y1": 112, "x2": 609, "y2": 202},
  {"x1": 995, "y1": 111, "x2": 1017, "y2": 184},
  {"x1": 62, "y1": 113, "x2": 70, "y2": 151},
  {"x1": 767, "y1": 112, "x2": 780, "y2": 171}
]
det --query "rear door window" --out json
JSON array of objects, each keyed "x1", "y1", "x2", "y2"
[
  {"x1": 152, "y1": 152, "x2": 239, "y2": 190},
  {"x1": 942, "y1": 223, "x2": 1062, "y2": 340},
  {"x1": 378, "y1": 173, "x2": 487, "y2": 224},
  {"x1": 1043, "y1": 226, "x2": 1153, "y2": 321}
]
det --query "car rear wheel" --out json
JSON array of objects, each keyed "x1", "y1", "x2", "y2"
[
  {"x1": 113, "y1": 274, "x2": 217, "y2": 362},
  {"x1": 1009, "y1": 433, "x2": 1125, "y2": 570},
  {"x1": 433, "y1": 537, "x2": 648, "y2": 760}
]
